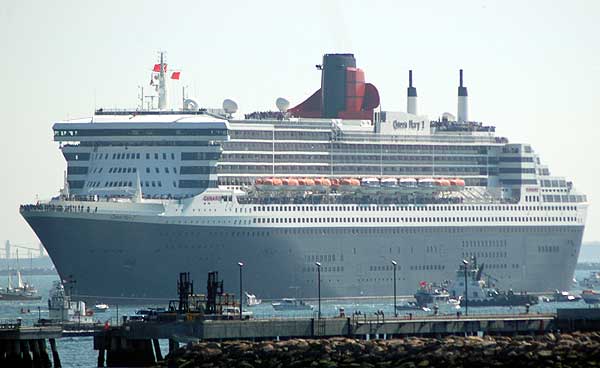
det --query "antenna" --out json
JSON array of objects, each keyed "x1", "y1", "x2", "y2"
[
  {"x1": 157, "y1": 51, "x2": 168, "y2": 110},
  {"x1": 459, "y1": 69, "x2": 463, "y2": 87}
]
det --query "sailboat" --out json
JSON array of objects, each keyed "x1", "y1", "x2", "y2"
[{"x1": 0, "y1": 251, "x2": 41, "y2": 301}]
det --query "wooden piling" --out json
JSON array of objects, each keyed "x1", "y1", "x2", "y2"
[
  {"x1": 152, "y1": 338, "x2": 163, "y2": 361},
  {"x1": 39, "y1": 339, "x2": 52, "y2": 368},
  {"x1": 97, "y1": 348, "x2": 105, "y2": 367},
  {"x1": 49, "y1": 338, "x2": 61, "y2": 368}
]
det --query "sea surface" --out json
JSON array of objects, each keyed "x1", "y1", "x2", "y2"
[{"x1": 1, "y1": 272, "x2": 600, "y2": 367}]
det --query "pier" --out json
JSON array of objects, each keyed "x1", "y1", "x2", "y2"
[
  {"x1": 0, "y1": 322, "x2": 62, "y2": 367},
  {"x1": 92, "y1": 311, "x2": 577, "y2": 367}
]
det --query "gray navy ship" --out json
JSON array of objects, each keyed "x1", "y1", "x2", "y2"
[{"x1": 20, "y1": 53, "x2": 588, "y2": 301}]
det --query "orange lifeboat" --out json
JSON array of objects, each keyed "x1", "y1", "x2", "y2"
[
  {"x1": 304, "y1": 178, "x2": 315, "y2": 187},
  {"x1": 450, "y1": 178, "x2": 466, "y2": 187},
  {"x1": 321, "y1": 178, "x2": 332, "y2": 187},
  {"x1": 314, "y1": 178, "x2": 323, "y2": 186},
  {"x1": 340, "y1": 178, "x2": 353, "y2": 186},
  {"x1": 297, "y1": 178, "x2": 306, "y2": 186},
  {"x1": 272, "y1": 178, "x2": 283, "y2": 186},
  {"x1": 437, "y1": 179, "x2": 451, "y2": 187},
  {"x1": 330, "y1": 178, "x2": 340, "y2": 188},
  {"x1": 255, "y1": 178, "x2": 264, "y2": 185},
  {"x1": 349, "y1": 178, "x2": 360, "y2": 186},
  {"x1": 263, "y1": 178, "x2": 274, "y2": 185},
  {"x1": 287, "y1": 178, "x2": 299, "y2": 186}
]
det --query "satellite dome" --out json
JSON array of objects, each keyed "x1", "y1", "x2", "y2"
[
  {"x1": 275, "y1": 97, "x2": 290, "y2": 113},
  {"x1": 222, "y1": 99, "x2": 238, "y2": 114}
]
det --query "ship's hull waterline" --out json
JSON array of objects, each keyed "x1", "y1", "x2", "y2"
[{"x1": 23, "y1": 213, "x2": 584, "y2": 302}]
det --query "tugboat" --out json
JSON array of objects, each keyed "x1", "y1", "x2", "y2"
[
  {"x1": 414, "y1": 281, "x2": 451, "y2": 307},
  {"x1": 46, "y1": 280, "x2": 95, "y2": 325},
  {"x1": 448, "y1": 259, "x2": 538, "y2": 307},
  {"x1": 271, "y1": 298, "x2": 313, "y2": 311}
]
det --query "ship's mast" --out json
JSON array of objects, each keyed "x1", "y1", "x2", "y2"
[{"x1": 158, "y1": 52, "x2": 167, "y2": 110}]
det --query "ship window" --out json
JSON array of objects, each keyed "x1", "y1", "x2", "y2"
[
  {"x1": 155, "y1": 168, "x2": 159, "y2": 173},
  {"x1": 152, "y1": 181, "x2": 156, "y2": 187},
  {"x1": 163, "y1": 153, "x2": 167, "y2": 160},
  {"x1": 145, "y1": 181, "x2": 149, "y2": 186},
  {"x1": 165, "y1": 168, "x2": 170, "y2": 173},
  {"x1": 173, "y1": 181, "x2": 177, "y2": 187},
  {"x1": 146, "y1": 153, "x2": 150, "y2": 159},
  {"x1": 155, "y1": 153, "x2": 159, "y2": 159},
  {"x1": 173, "y1": 167, "x2": 177, "y2": 173},
  {"x1": 133, "y1": 168, "x2": 137, "y2": 173},
  {"x1": 158, "y1": 181, "x2": 162, "y2": 187},
  {"x1": 171, "y1": 153, "x2": 175, "y2": 160},
  {"x1": 146, "y1": 168, "x2": 150, "y2": 173},
  {"x1": 136, "y1": 153, "x2": 140, "y2": 159}
]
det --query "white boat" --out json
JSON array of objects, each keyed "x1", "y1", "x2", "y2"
[
  {"x1": 244, "y1": 292, "x2": 262, "y2": 307},
  {"x1": 94, "y1": 303, "x2": 110, "y2": 312},
  {"x1": 272, "y1": 298, "x2": 313, "y2": 311}
]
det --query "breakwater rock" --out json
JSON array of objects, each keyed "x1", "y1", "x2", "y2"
[{"x1": 160, "y1": 332, "x2": 600, "y2": 367}]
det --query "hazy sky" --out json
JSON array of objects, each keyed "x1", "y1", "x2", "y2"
[{"x1": 1, "y1": 0, "x2": 599, "y2": 248}]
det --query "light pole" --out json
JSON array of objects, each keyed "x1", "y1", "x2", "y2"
[
  {"x1": 238, "y1": 262, "x2": 244, "y2": 320},
  {"x1": 315, "y1": 262, "x2": 321, "y2": 319},
  {"x1": 462, "y1": 259, "x2": 469, "y2": 316},
  {"x1": 391, "y1": 260, "x2": 398, "y2": 317}
]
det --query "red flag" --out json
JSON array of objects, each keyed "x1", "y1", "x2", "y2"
[
  {"x1": 171, "y1": 71, "x2": 181, "y2": 80},
  {"x1": 153, "y1": 64, "x2": 168, "y2": 72}
]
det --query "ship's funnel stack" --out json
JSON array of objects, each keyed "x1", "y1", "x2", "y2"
[
  {"x1": 407, "y1": 70, "x2": 417, "y2": 115},
  {"x1": 457, "y1": 69, "x2": 468, "y2": 123},
  {"x1": 158, "y1": 52, "x2": 167, "y2": 110},
  {"x1": 321, "y1": 54, "x2": 357, "y2": 118},
  {"x1": 289, "y1": 53, "x2": 380, "y2": 120}
]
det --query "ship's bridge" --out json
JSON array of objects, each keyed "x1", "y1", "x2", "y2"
[{"x1": 53, "y1": 110, "x2": 230, "y2": 199}]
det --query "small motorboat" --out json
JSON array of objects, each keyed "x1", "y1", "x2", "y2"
[
  {"x1": 94, "y1": 303, "x2": 110, "y2": 312},
  {"x1": 581, "y1": 290, "x2": 600, "y2": 304},
  {"x1": 244, "y1": 292, "x2": 262, "y2": 307},
  {"x1": 272, "y1": 298, "x2": 313, "y2": 311},
  {"x1": 395, "y1": 300, "x2": 424, "y2": 311},
  {"x1": 549, "y1": 290, "x2": 581, "y2": 302}
]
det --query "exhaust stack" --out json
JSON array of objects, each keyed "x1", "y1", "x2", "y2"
[
  {"x1": 407, "y1": 70, "x2": 417, "y2": 115},
  {"x1": 457, "y1": 69, "x2": 468, "y2": 123}
]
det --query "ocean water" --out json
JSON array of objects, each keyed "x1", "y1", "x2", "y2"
[{"x1": 1, "y1": 272, "x2": 599, "y2": 367}]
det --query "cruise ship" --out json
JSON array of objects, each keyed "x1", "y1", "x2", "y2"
[{"x1": 20, "y1": 53, "x2": 587, "y2": 301}]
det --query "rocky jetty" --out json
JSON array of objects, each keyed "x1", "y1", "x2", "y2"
[{"x1": 160, "y1": 332, "x2": 600, "y2": 367}]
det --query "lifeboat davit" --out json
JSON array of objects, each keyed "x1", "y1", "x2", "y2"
[
  {"x1": 361, "y1": 177, "x2": 380, "y2": 188},
  {"x1": 380, "y1": 178, "x2": 398, "y2": 188},
  {"x1": 399, "y1": 178, "x2": 418, "y2": 188},
  {"x1": 417, "y1": 178, "x2": 436, "y2": 188}
]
